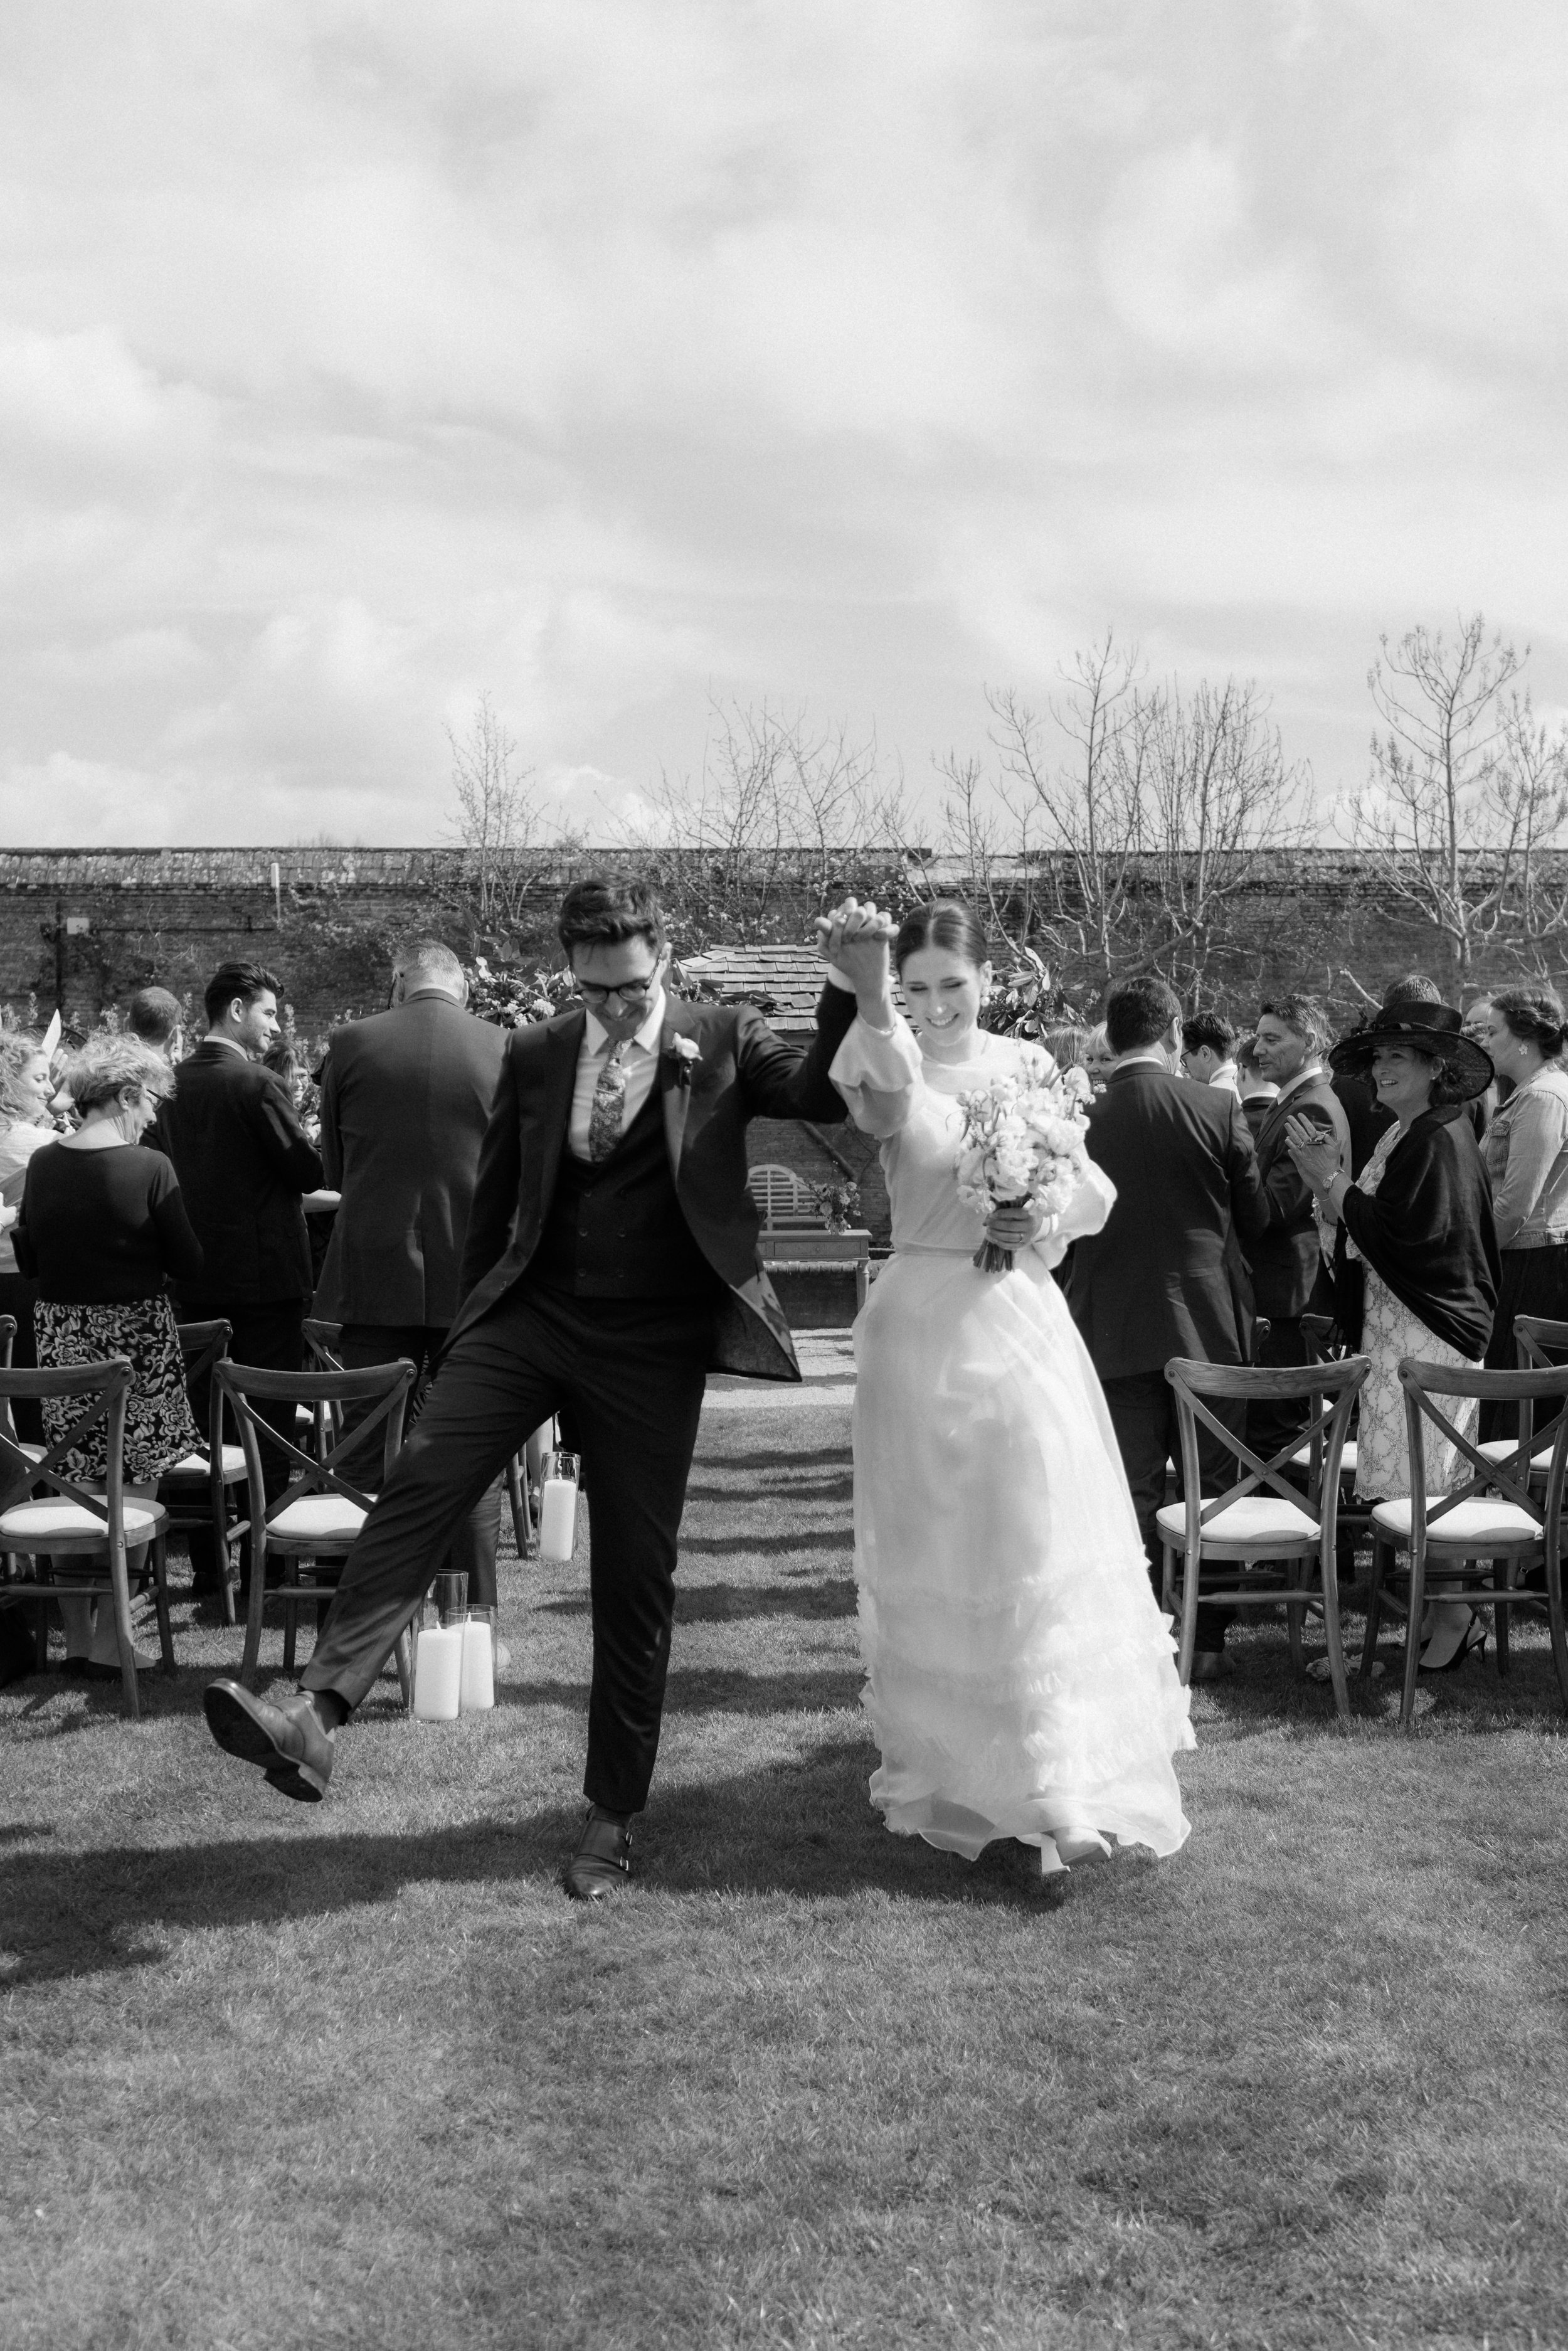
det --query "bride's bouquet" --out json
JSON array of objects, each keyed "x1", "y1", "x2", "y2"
[{"x1": 955, "y1": 1051, "x2": 1094, "y2": 1273}]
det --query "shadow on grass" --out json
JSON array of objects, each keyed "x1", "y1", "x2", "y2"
[
  {"x1": 1192, "y1": 1618, "x2": 1568, "y2": 1736},
  {"x1": 502, "y1": 1665, "x2": 864, "y2": 1716},
  {"x1": 700, "y1": 1446, "x2": 852, "y2": 1474},
  {"x1": 539, "y1": 1576, "x2": 858, "y2": 1623},
  {"x1": 677, "y1": 1527, "x2": 850, "y2": 1558},
  {"x1": 0, "y1": 1741, "x2": 1065, "y2": 1988}
]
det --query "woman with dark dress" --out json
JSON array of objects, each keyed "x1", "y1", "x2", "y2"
[
  {"x1": 1285, "y1": 1001, "x2": 1498, "y2": 1675},
  {"x1": 14, "y1": 1034, "x2": 205, "y2": 1677}
]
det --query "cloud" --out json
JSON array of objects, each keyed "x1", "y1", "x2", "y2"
[{"x1": 0, "y1": 0, "x2": 1563, "y2": 849}]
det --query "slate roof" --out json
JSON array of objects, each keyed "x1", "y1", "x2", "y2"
[{"x1": 679, "y1": 944, "x2": 827, "y2": 1032}]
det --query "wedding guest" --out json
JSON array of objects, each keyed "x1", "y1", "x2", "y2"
[
  {"x1": 0, "y1": 1029, "x2": 58, "y2": 1443},
  {"x1": 1235, "y1": 1036, "x2": 1278, "y2": 1140},
  {"x1": 1069, "y1": 974, "x2": 1268, "y2": 1679},
  {"x1": 1478, "y1": 987, "x2": 1568, "y2": 1435},
  {"x1": 1463, "y1": 993, "x2": 1506, "y2": 1125},
  {"x1": 1182, "y1": 1012, "x2": 1239, "y2": 1095},
  {"x1": 14, "y1": 1034, "x2": 204, "y2": 1676},
  {"x1": 1081, "y1": 1025, "x2": 1115, "y2": 1096},
  {"x1": 1244, "y1": 996, "x2": 1350, "y2": 1455},
  {"x1": 313, "y1": 938, "x2": 507, "y2": 1624},
  {"x1": 125, "y1": 986, "x2": 185, "y2": 1064},
  {"x1": 155, "y1": 960, "x2": 324, "y2": 1592},
  {"x1": 1335, "y1": 976, "x2": 1490, "y2": 1175},
  {"x1": 1042, "y1": 1022, "x2": 1092, "y2": 1077},
  {"x1": 1288, "y1": 1000, "x2": 1497, "y2": 1673}
]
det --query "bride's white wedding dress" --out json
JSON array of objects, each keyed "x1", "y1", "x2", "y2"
[{"x1": 832, "y1": 1014, "x2": 1194, "y2": 1867}]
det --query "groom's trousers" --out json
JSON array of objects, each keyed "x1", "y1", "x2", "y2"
[{"x1": 302, "y1": 1282, "x2": 714, "y2": 1815}]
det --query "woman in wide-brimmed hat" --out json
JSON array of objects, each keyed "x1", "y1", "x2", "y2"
[{"x1": 1284, "y1": 1000, "x2": 1500, "y2": 1675}]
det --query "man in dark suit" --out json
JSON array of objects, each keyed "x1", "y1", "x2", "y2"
[
  {"x1": 313, "y1": 938, "x2": 508, "y2": 1610},
  {"x1": 202, "y1": 877, "x2": 889, "y2": 1896},
  {"x1": 157, "y1": 959, "x2": 324, "y2": 1585},
  {"x1": 1244, "y1": 994, "x2": 1351, "y2": 1459},
  {"x1": 1069, "y1": 974, "x2": 1268, "y2": 1676}
]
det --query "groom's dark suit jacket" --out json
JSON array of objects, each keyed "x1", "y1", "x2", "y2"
[
  {"x1": 451, "y1": 982, "x2": 858, "y2": 1381},
  {"x1": 1069, "y1": 1063, "x2": 1268, "y2": 1377}
]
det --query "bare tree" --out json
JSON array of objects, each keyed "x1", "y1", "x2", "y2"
[
  {"x1": 1140, "y1": 673, "x2": 1310, "y2": 991},
  {"x1": 623, "y1": 696, "x2": 887, "y2": 935},
  {"x1": 1496, "y1": 687, "x2": 1568, "y2": 946},
  {"x1": 443, "y1": 692, "x2": 561, "y2": 947},
  {"x1": 987, "y1": 634, "x2": 1145, "y2": 991},
  {"x1": 1347, "y1": 614, "x2": 1530, "y2": 970}
]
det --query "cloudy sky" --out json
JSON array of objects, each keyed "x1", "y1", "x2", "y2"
[{"x1": 1, "y1": 1, "x2": 1564, "y2": 847}]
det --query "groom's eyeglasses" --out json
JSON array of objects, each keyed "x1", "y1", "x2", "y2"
[{"x1": 577, "y1": 975, "x2": 658, "y2": 1007}]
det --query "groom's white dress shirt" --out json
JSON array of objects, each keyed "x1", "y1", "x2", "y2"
[{"x1": 568, "y1": 987, "x2": 668, "y2": 1160}]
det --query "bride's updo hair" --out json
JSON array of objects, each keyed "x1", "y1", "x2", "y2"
[{"x1": 893, "y1": 900, "x2": 989, "y2": 974}]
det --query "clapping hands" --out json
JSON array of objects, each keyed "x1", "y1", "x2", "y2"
[{"x1": 1284, "y1": 1112, "x2": 1342, "y2": 1196}]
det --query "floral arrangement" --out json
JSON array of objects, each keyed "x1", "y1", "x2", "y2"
[
  {"x1": 954, "y1": 1049, "x2": 1094, "y2": 1273},
  {"x1": 810, "y1": 1178, "x2": 862, "y2": 1234}
]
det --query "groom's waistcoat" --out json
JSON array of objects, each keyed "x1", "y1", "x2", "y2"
[{"x1": 527, "y1": 1084, "x2": 721, "y2": 1300}]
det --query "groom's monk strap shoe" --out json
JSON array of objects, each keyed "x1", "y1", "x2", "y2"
[
  {"x1": 203, "y1": 1679, "x2": 336, "y2": 1802},
  {"x1": 563, "y1": 1807, "x2": 633, "y2": 1901}
]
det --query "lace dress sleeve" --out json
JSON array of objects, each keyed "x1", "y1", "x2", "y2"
[{"x1": 830, "y1": 1012, "x2": 924, "y2": 1138}]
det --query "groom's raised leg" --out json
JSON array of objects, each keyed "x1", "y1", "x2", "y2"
[{"x1": 296, "y1": 1295, "x2": 559, "y2": 1711}]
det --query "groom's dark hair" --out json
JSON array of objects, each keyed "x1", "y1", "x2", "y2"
[
  {"x1": 1104, "y1": 974, "x2": 1182, "y2": 1056},
  {"x1": 558, "y1": 875, "x2": 666, "y2": 957}
]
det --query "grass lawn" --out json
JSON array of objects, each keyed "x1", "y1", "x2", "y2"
[{"x1": 4, "y1": 1388, "x2": 1568, "y2": 2350}]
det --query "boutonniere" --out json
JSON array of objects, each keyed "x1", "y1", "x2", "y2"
[{"x1": 667, "y1": 1035, "x2": 702, "y2": 1090}]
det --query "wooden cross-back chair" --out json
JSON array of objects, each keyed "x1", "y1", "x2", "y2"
[
  {"x1": 1365, "y1": 1357, "x2": 1568, "y2": 1727},
  {"x1": 1160, "y1": 1354, "x2": 1369, "y2": 1719},
  {"x1": 1471, "y1": 1315, "x2": 1568, "y2": 1487},
  {"x1": 218, "y1": 1357, "x2": 415, "y2": 1687},
  {"x1": 304, "y1": 1314, "x2": 536, "y2": 1561},
  {"x1": 0, "y1": 1357, "x2": 174, "y2": 1716},
  {"x1": 155, "y1": 1319, "x2": 247, "y2": 1625}
]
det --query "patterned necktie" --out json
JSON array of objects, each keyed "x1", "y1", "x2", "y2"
[{"x1": 587, "y1": 1041, "x2": 629, "y2": 1162}]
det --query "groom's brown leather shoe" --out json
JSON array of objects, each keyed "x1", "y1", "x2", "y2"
[
  {"x1": 203, "y1": 1679, "x2": 336, "y2": 1802},
  {"x1": 563, "y1": 1807, "x2": 632, "y2": 1901}
]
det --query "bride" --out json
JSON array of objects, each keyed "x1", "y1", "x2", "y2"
[{"x1": 817, "y1": 898, "x2": 1194, "y2": 1886}]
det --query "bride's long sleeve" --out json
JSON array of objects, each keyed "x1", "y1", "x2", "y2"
[
  {"x1": 1033, "y1": 1159, "x2": 1117, "y2": 1271},
  {"x1": 829, "y1": 1011, "x2": 924, "y2": 1137}
]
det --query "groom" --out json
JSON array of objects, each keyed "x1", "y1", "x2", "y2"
[{"x1": 202, "y1": 876, "x2": 893, "y2": 1898}]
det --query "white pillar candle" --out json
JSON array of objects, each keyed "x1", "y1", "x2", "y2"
[
  {"x1": 459, "y1": 1615, "x2": 495, "y2": 1712},
  {"x1": 412, "y1": 1622, "x2": 464, "y2": 1721},
  {"x1": 538, "y1": 1473, "x2": 578, "y2": 1564}
]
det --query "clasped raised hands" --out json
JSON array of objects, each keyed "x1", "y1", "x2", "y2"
[{"x1": 813, "y1": 898, "x2": 897, "y2": 1003}]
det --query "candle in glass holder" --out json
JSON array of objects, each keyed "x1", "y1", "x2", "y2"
[
  {"x1": 460, "y1": 1606, "x2": 495, "y2": 1712},
  {"x1": 413, "y1": 1620, "x2": 464, "y2": 1719},
  {"x1": 538, "y1": 1449, "x2": 580, "y2": 1564}
]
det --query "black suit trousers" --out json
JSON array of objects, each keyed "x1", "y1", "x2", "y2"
[
  {"x1": 1099, "y1": 1371, "x2": 1242, "y2": 1652},
  {"x1": 303, "y1": 1283, "x2": 714, "y2": 1815},
  {"x1": 1249, "y1": 1316, "x2": 1311, "y2": 1465},
  {"x1": 336, "y1": 1323, "x2": 502, "y2": 1611},
  {"x1": 181, "y1": 1295, "x2": 306, "y2": 1582}
]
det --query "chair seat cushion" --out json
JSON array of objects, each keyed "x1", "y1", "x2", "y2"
[
  {"x1": 0, "y1": 1497, "x2": 163, "y2": 1541},
  {"x1": 1156, "y1": 1495, "x2": 1319, "y2": 1547},
  {"x1": 1370, "y1": 1496, "x2": 1541, "y2": 1545},
  {"x1": 270, "y1": 1492, "x2": 371, "y2": 1544},
  {"x1": 163, "y1": 1445, "x2": 248, "y2": 1481},
  {"x1": 1476, "y1": 1438, "x2": 1554, "y2": 1472},
  {"x1": 1292, "y1": 1438, "x2": 1359, "y2": 1473}
]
